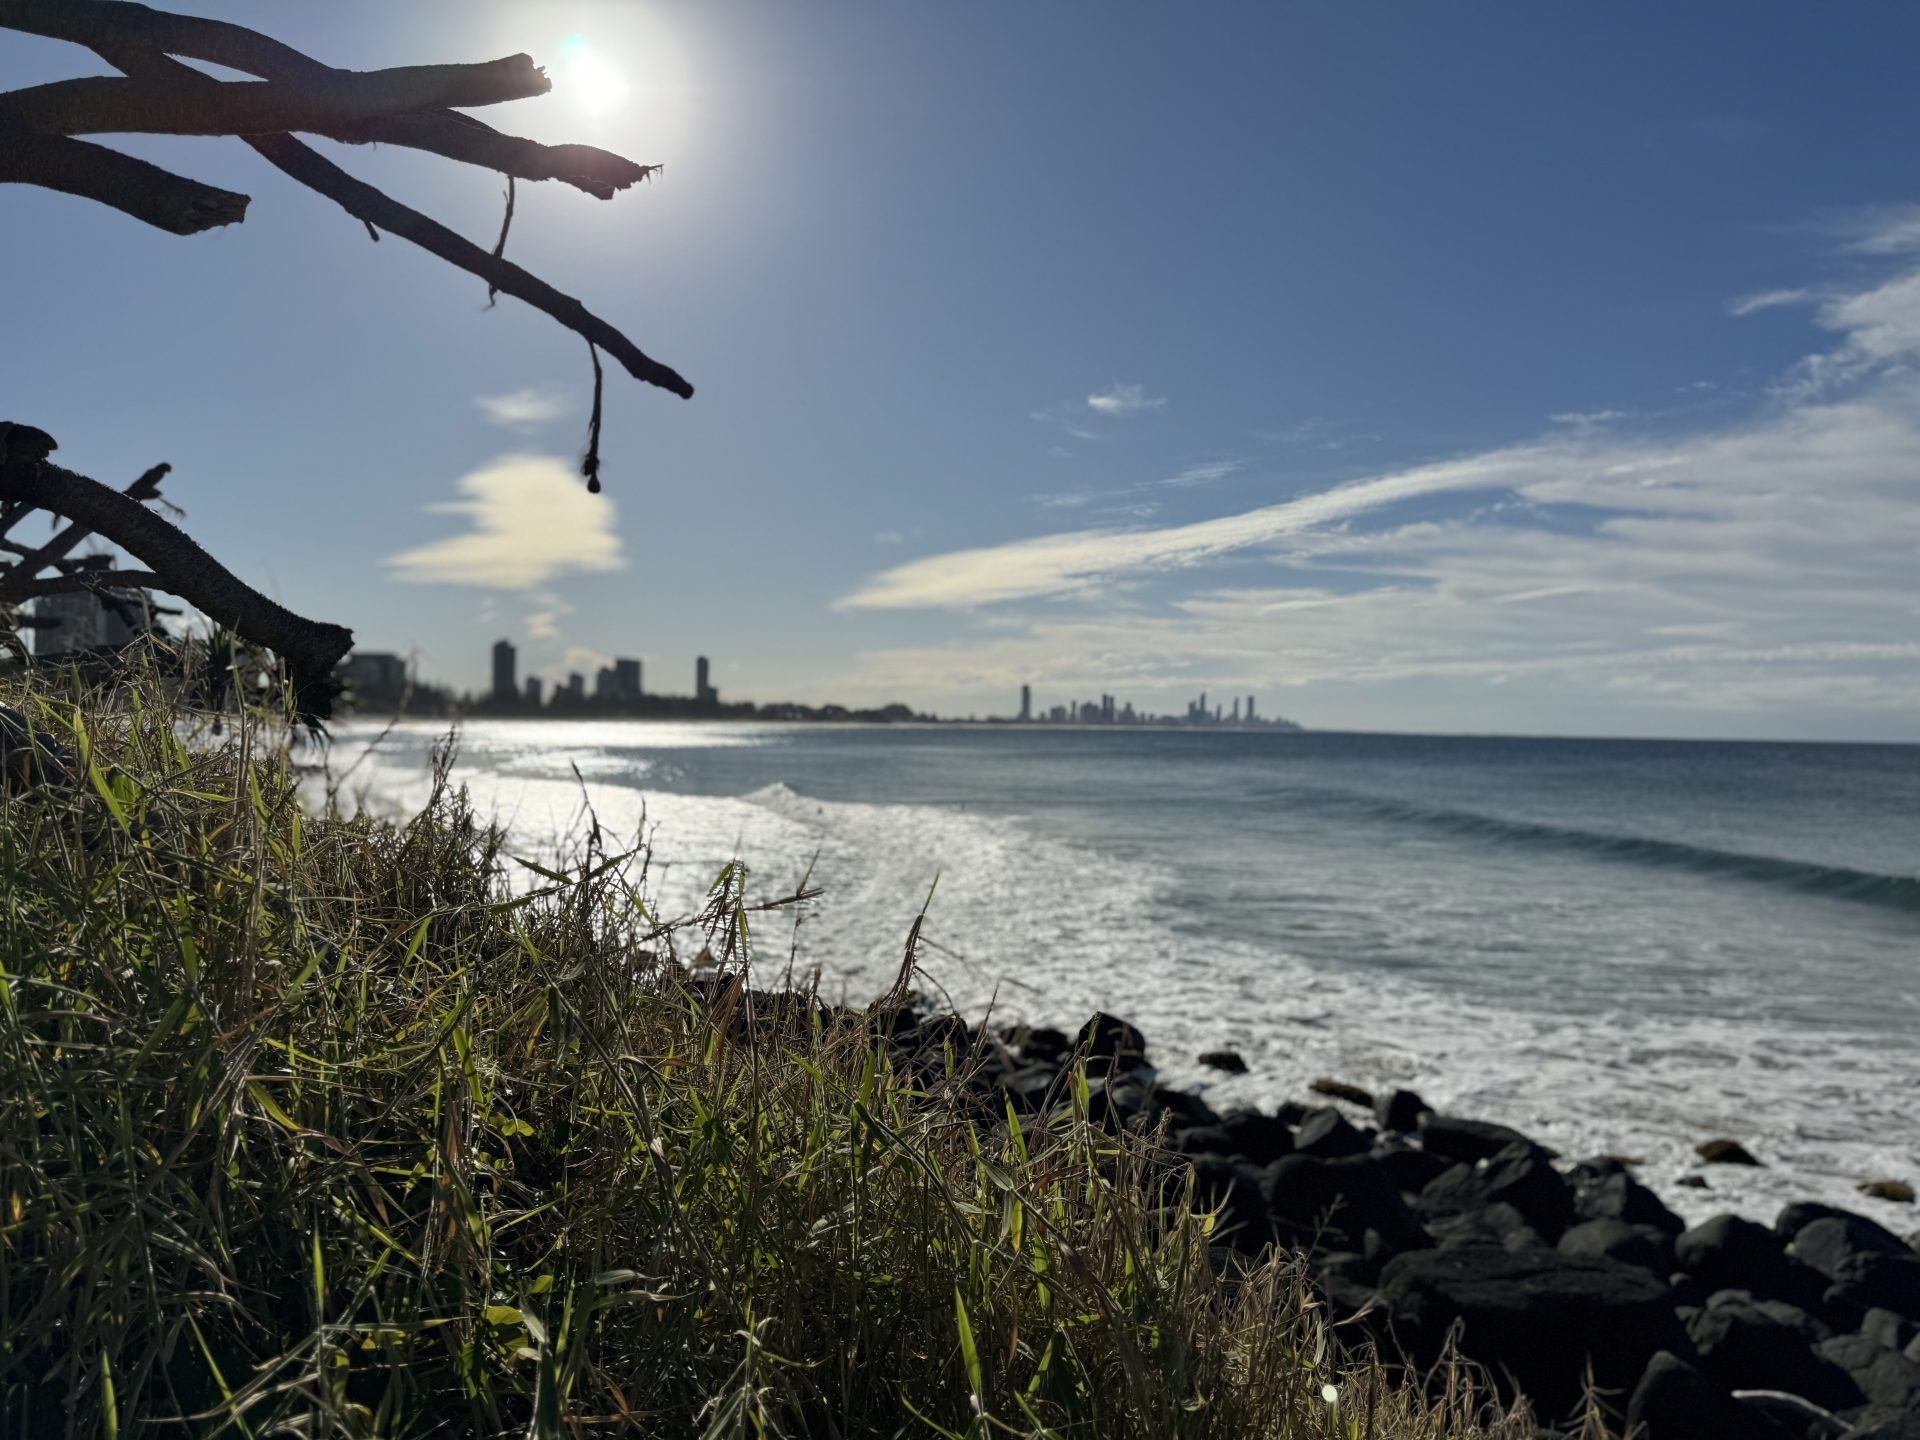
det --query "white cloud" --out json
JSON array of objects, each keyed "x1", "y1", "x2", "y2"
[
  {"x1": 386, "y1": 454, "x2": 624, "y2": 589},
  {"x1": 1086, "y1": 383, "x2": 1165, "y2": 417},
  {"x1": 560, "y1": 645, "x2": 610, "y2": 678},
  {"x1": 1834, "y1": 204, "x2": 1920, "y2": 256},
  {"x1": 524, "y1": 591, "x2": 573, "y2": 640},
  {"x1": 475, "y1": 386, "x2": 572, "y2": 427},
  {"x1": 1547, "y1": 409, "x2": 1627, "y2": 433},
  {"x1": 1163, "y1": 459, "x2": 1240, "y2": 487},
  {"x1": 1727, "y1": 288, "x2": 1811, "y2": 317}
]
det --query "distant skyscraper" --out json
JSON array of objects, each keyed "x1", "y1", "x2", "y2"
[
  {"x1": 696, "y1": 655, "x2": 717, "y2": 706},
  {"x1": 615, "y1": 657, "x2": 642, "y2": 700},
  {"x1": 1232, "y1": 697, "x2": 1240, "y2": 723},
  {"x1": 595, "y1": 665, "x2": 616, "y2": 699},
  {"x1": 565, "y1": 672, "x2": 585, "y2": 702},
  {"x1": 1247, "y1": 694, "x2": 1256, "y2": 720},
  {"x1": 1019, "y1": 684, "x2": 1031, "y2": 722},
  {"x1": 491, "y1": 639, "x2": 516, "y2": 702},
  {"x1": 525, "y1": 675, "x2": 543, "y2": 706}
]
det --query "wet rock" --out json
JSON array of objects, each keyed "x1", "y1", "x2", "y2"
[
  {"x1": 1684, "y1": 1297, "x2": 1861, "y2": 1410},
  {"x1": 1574, "y1": 1166, "x2": 1687, "y2": 1236},
  {"x1": 1005, "y1": 1065, "x2": 1061, "y2": 1114},
  {"x1": 1375, "y1": 1243, "x2": 1686, "y2": 1420},
  {"x1": 1556, "y1": 1217, "x2": 1675, "y2": 1274},
  {"x1": 1261, "y1": 1152, "x2": 1432, "y2": 1256},
  {"x1": 1308, "y1": 1076, "x2": 1374, "y2": 1107},
  {"x1": 1677, "y1": 1213, "x2": 1828, "y2": 1309},
  {"x1": 1294, "y1": 1105, "x2": 1372, "y2": 1159},
  {"x1": 1826, "y1": 1251, "x2": 1920, "y2": 1322},
  {"x1": 1415, "y1": 1143, "x2": 1575, "y2": 1242},
  {"x1": 1217, "y1": 1107, "x2": 1293, "y2": 1165},
  {"x1": 1197, "y1": 1048, "x2": 1248, "y2": 1075},
  {"x1": 1017, "y1": 1026, "x2": 1071, "y2": 1066},
  {"x1": 1861, "y1": 1180, "x2": 1918, "y2": 1206},
  {"x1": 1733, "y1": 1390, "x2": 1848, "y2": 1439},
  {"x1": 1373, "y1": 1140, "x2": 1455, "y2": 1196},
  {"x1": 1427, "y1": 1200, "x2": 1544, "y2": 1254},
  {"x1": 1417, "y1": 1113, "x2": 1539, "y2": 1164},
  {"x1": 1374, "y1": 1087, "x2": 1430, "y2": 1133},
  {"x1": 1817, "y1": 1333, "x2": 1920, "y2": 1410},
  {"x1": 1627, "y1": 1351, "x2": 1793, "y2": 1440},
  {"x1": 1170, "y1": 1123, "x2": 1234, "y2": 1156},
  {"x1": 1795, "y1": 1215, "x2": 1916, "y2": 1278},
  {"x1": 1151, "y1": 1084, "x2": 1221, "y2": 1130},
  {"x1": 1780, "y1": 1202, "x2": 1865, "y2": 1242},
  {"x1": 1862, "y1": 1308, "x2": 1920, "y2": 1354},
  {"x1": 1077, "y1": 1012, "x2": 1148, "y2": 1064},
  {"x1": 1696, "y1": 1138, "x2": 1764, "y2": 1166},
  {"x1": 1839, "y1": 1406, "x2": 1920, "y2": 1440}
]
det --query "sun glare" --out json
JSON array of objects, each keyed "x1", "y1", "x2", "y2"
[{"x1": 559, "y1": 35, "x2": 631, "y2": 115}]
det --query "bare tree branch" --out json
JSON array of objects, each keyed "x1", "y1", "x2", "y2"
[
  {"x1": 0, "y1": 454, "x2": 351, "y2": 713},
  {"x1": 246, "y1": 131, "x2": 694, "y2": 398},
  {"x1": 0, "y1": 56, "x2": 550, "y2": 136},
  {"x1": 1, "y1": 0, "x2": 657, "y2": 198},
  {"x1": 10, "y1": 569, "x2": 164, "y2": 599},
  {"x1": 0, "y1": 129, "x2": 245, "y2": 232},
  {"x1": 3, "y1": 461, "x2": 170, "y2": 579}
]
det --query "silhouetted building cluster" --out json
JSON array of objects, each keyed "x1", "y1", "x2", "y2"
[{"x1": 1016, "y1": 685, "x2": 1297, "y2": 730}]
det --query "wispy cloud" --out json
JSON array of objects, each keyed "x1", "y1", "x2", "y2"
[
  {"x1": 1086, "y1": 383, "x2": 1166, "y2": 417},
  {"x1": 524, "y1": 591, "x2": 573, "y2": 640},
  {"x1": 386, "y1": 455, "x2": 624, "y2": 589},
  {"x1": 1547, "y1": 409, "x2": 1627, "y2": 434},
  {"x1": 1727, "y1": 288, "x2": 1811, "y2": 317},
  {"x1": 1025, "y1": 459, "x2": 1242, "y2": 514},
  {"x1": 475, "y1": 386, "x2": 572, "y2": 428},
  {"x1": 873, "y1": 530, "x2": 905, "y2": 545}
]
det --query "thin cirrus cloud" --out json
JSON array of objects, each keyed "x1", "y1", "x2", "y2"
[
  {"x1": 830, "y1": 215, "x2": 1920, "y2": 726},
  {"x1": 1086, "y1": 382, "x2": 1166, "y2": 416},
  {"x1": 474, "y1": 386, "x2": 572, "y2": 427},
  {"x1": 386, "y1": 454, "x2": 624, "y2": 589}
]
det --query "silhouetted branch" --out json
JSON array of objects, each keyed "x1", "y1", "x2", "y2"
[
  {"x1": 0, "y1": 452, "x2": 351, "y2": 714},
  {"x1": 0, "y1": 56, "x2": 549, "y2": 135},
  {"x1": 10, "y1": 569, "x2": 164, "y2": 599},
  {"x1": 4, "y1": 461, "x2": 170, "y2": 579},
  {"x1": 0, "y1": 130, "x2": 246, "y2": 233}
]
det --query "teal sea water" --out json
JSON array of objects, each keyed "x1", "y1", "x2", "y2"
[{"x1": 335, "y1": 720, "x2": 1920, "y2": 1223}]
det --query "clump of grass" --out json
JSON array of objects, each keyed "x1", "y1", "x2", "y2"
[{"x1": 0, "y1": 674, "x2": 1544, "y2": 1438}]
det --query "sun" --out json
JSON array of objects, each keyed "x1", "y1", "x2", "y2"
[{"x1": 558, "y1": 35, "x2": 631, "y2": 116}]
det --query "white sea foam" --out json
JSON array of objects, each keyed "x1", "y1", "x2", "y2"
[{"x1": 331, "y1": 726, "x2": 1920, "y2": 1228}]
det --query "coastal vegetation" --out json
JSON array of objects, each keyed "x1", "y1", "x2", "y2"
[{"x1": 0, "y1": 671, "x2": 1535, "y2": 1438}]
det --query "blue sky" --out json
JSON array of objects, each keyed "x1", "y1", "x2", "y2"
[{"x1": 7, "y1": 2, "x2": 1920, "y2": 738}]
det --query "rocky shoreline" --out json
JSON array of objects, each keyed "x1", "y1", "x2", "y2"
[{"x1": 880, "y1": 1000, "x2": 1920, "y2": 1439}]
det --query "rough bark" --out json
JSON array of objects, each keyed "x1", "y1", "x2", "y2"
[{"x1": 0, "y1": 130, "x2": 247, "y2": 232}]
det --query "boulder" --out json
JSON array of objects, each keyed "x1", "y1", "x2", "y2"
[
  {"x1": 1556, "y1": 1217, "x2": 1675, "y2": 1274},
  {"x1": 1151, "y1": 1084, "x2": 1222, "y2": 1130},
  {"x1": 1197, "y1": 1048, "x2": 1248, "y2": 1075},
  {"x1": 1627, "y1": 1351, "x2": 1794, "y2": 1440},
  {"x1": 1261, "y1": 1152, "x2": 1432, "y2": 1256},
  {"x1": 1309, "y1": 1077, "x2": 1374, "y2": 1107},
  {"x1": 1573, "y1": 1167, "x2": 1686, "y2": 1236},
  {"x1": 1839, "y1": 1407, "x2": 1920, "y2": 1440},
  {"x1": 1216, "y1": 1107, "x2": 1293, "y2": 1165},
  {"x1": 1373, "y1": 1141, "x2": 1456, "y2": 1196},
  {"x1": 1676, "y1": 1213, "x2": 1828, "y2": 1309},
  {"x1": 1077, "y1": 1012, "x2": 1148, "y2": 1064},
  {"x1": 1414, "y1": 1143, "x2": 1575, "y2": 1242},
  {"x1": 1863, "y1": 1308, "x2": 1920, "y2": 1354},
  {"x1": 1820, "y1": 1333, "x2": 1920, "y2": 1410},
  {"x1": 1017, "y1": 1026, "x2": 1071, "y2": 1066},
  {"x1": 1860, "y1": 1180, "x2": 1917, "y2": 1206},
  {"x1": 1184, "y1": 1153, "x2": 1274, "y2": 1254},
  {"x1": 1827, "y1": 1251, "x2": 1920, "y2": 1322},
  {"x1": 1374, "y1": 1088, "x2": 1431, "y2": 1133},
  {"x1": 1780, "y1": 1202, "x2": 1864, "y2": 1241},
  {"x1": 1426, "y1": 1200, "x2": 1545, "y2": 1254},
  {"x1": 1417, "y1": 1113, "x2": 1538, "y2": 1165},
  {"x1": 1374, "y1": 1243, "x2": 1685, "y2": 1419},
  {"x1": 1294, "y1": 1105, "x2": 1372, "y2": 1159},
  {"x1": 1169, "y1": 1123, "x2": 1234, "y2": 1156},
  {"x1": 1684, "y1": 1297, "x2": 1862, "y2": 1410},
  {"x1": 1909, "y1": 1331, "x2": 1920, "y2": 1365},
  {"x1": 1696, "y1": 1138, "x2": 1764, "y2": 1166},
  {"x1": 1796, "y1": 1214, "x2": 1917, "y2": 1278}
]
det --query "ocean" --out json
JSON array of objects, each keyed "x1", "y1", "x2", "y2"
[{"x1": 330, "y1": 718, "x2": 1920, "y2": 1225}]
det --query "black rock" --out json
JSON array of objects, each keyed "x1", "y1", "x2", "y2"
[
  {"x1": 1294, "y1": 1105, "x2": 1372, "y2": 1159},
  {"x1": 1414, "y1": 1143, "x2": 1575, "y2": 1243},
  {"x1": 1375, "y1": 1243, "x2": 1686, "y2": 1420},
  {"x1": 1778, "y1": 1200, "x2": 1862, "y2": 1242},
  {"x1": 1817, "y1": 1332, "x2": 1920, "y2": 1410},
  {"x1": 1840, "y1": 1406, "x2": 1920, "y2": 1440},
  {"x1": 1083, "y1": 1077, "x2": 1154, "y2": 1131},
  {"x1": 1077, "y1": 1012, "x2": 1148, "y2": 1064},
  {"x1": 1695, "y1": 1137, "x2": 1764, "y2": 1166},
  {"x1": 1863, "y1": 1308, "x2": 1920, "y2": 1354},
  {"x1": 1416, "y1": 1113, "x2": 1538, "y2": 1164},
  {"x1": 1372, "y1": 1142, "x2": 1456, "y2": 1196},
  {"x1": 1018, "y1": 1026, "x2": 1071, "y2": 1066},
  {"x1": 1909, "y1": 1330, "x2": 1920, "y2": 1365},
  {"x1": 1005, "y1": 1065, "x2": 1061, "y2": 1114},
  {"x1": 1795, "y1": 1214, "x2": 1915, "y2": 1278},
  {"x1": 1261, "y1": 1152, "x2": 1432, "y2": 1256},
  {"x1": 1310, "y1": 1250, "x2": 1383, "y2": 1322},
  {"x1": 1185, "y1": 1153, "x2": 1273, "y2": 1253},
  {"x1": 1557, "y1": 1217, "x2": 1675, "y2": 1274},
  {"x1": 1575, "y1": 1168, "x2": 1687, "y2": 1236},
  {"x1": 1676, "y1": 1213, "x2": 1828, "y2": 1309},
  {"x1": 1170, "y1": 1123, "x2": 1234, "y2": 1156},
  {"x1": 1684, "y1": 1296, "x2": 1862, "y2": 1410},
  {"x1": 1627, "y1": 1351, "x2": 1795, "y2": 1440},
  {"x1": 1426, "y1": 1200, "x2": 1544, "y2": 1254},
  {"x1": 1309, "y1": 1077, "x2": 1374, "y2": 1107},
  {"x1": 1670, "y1": 1270, "x2": 1706, "y2": 1307},
  {"x1": 1197, "y1": 1048, "x2": 1248, "y2": 1074},
  {"x1": 1151, "y1": 1083, "x2": 1222, "y2": 1130},
  {"x1": 1375, "y1": 1088, "x2": 1431, "y2": 1133},
  {"x1": 1827, "y1": 1251, "x2": 1920, "y2": 1322},
  {"x1": 1217, "y1": 1107, "x2": 1294, "y2": 1165},
  {"x1": 1703, "y1": 1287, "x2": 1833, "y2": 1343}
]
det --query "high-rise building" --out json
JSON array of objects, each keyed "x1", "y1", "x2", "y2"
[
  {"x1": 595, "y1": 665, "x2": 617, "y2": 699},
  {"x1": 615, "y1": 657, "x2": 642, "y2": 700},
  {"x1": 31, "y1": 587, "x2": 153, "y2": 659},
  {"x1": 1019, "y1": 684, "x2": 1031, "y2": 722},
  {"x1": 339, "y1": 651, "x2": 407, "y2": 707},
  {"x1": 491, "y1": 639, "x2": 516, "y2": 702},
  {"x1": 1231, "y1": 697, "x2": 1240, "y2": 723},
  {"x1": 696, "y1": 655, "x2": 717, "y2": 706},
  {"x1": 564, "y1": 672, "x2": 585, "y2": 703},
  {"x1": 525, "y1": 675, "x2": 544, "y2": 707},
  {"x1": 1247, "y1": 694, "x2": 1256, "y2": 720}
]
